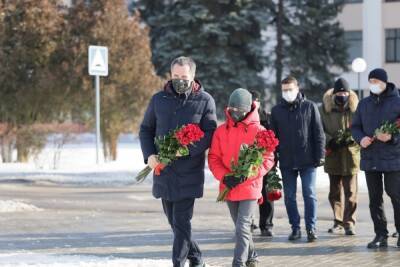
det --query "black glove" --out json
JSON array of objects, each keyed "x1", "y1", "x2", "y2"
[
  {"x1": 327, "y1": 138, "x2": 341, "y2": 150},
  {"x1": 343, "y1": 138, "x2": 355, "y2": 146},
  {"x1": 316, "y1": 158, "x2": 325, "y2": 167},
  {"x1": 223, "y1": 175, "x2": 246, "y2": 189}
]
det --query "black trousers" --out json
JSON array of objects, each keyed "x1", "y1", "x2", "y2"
[
  {"x1": 162, "y1": 198, "x2": 202, "y2": 267},
  {"x1": 365, "y1": 171, "x2": 400, "y2": 236},
  {"x1": 259, "y1": 175, "x2": 274, "y2": 230}
]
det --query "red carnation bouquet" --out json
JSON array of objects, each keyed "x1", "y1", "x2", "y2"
[
  {"x1": 135, "y1": 124, "x2": 204, "y2": 183},
  {"x1": 217, "y1": 129, "x2": 279, "y2": 202},
  {"x1": 265, "y1": 168, "x2": 282, "y2": 201},
  {"x1": 374, "y1": 118, "x2": 400, "y2": 139}
]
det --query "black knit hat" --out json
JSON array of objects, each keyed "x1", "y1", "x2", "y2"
[
  {"x1": 333, "y1": 78, "x2": 350, "y2": 94},
  {"x1": 368, "y1": 68, "x2": 388, "y2": 83}
]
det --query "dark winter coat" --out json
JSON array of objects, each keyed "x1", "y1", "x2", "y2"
[
  {"x1": 319, "y1": 89, "x2": 360, "y2": 176},
  {"x1": 270, "y1": 92, "x2": 325, "y2": 170},
  {"x1": 351, "y1": 82, "x2": 400, "y2": 172},
  {"x1": 139, "y1": 80, "x2": 217, "y2": 201}
]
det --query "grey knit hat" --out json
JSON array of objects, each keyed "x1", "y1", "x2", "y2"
[{"x1": 228, "y1": 88, "x2": 252, "y2": 112}]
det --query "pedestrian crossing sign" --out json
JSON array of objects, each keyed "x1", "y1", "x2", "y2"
[{"x1": 88, "y1": 45, "x2": 108, "y2": 76}]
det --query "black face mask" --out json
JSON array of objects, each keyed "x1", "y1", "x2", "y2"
[
  {"x1": 172, "y1": 79, "x2": 192, "y2": 94},
  {"x1": 229, "y1": 109, "x2": 247, "y2": 123},
  {"x1": 334, "y1": 95, "x2": 349, "y2": 106}
]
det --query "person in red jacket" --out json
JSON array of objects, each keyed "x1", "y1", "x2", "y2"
[{"x1": 208, "y1": 88, "x2": 275, "y2": 267}]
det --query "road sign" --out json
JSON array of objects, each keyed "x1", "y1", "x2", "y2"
[{"x1": 88, "y1": 45, "x2": 108, "y2": 76}]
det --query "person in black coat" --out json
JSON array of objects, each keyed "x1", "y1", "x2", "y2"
[
  {"x1": 351, "y1": 68, "x2": 400, "y2": 249},
  {"x1": 271, "y1": 76, "x2": 325, "y2": 242},
  {"x1": 250, "y1": 91, "x2": 276, "y2": 237},
  {"x1": 139, "y1": 56, "x2": 217, "y2": 267}
]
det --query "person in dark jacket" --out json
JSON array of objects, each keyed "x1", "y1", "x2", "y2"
[
  {"x1": 271, "y1": 76, "x2": 325, "y2": 242},
  {"x1": 250, "y1": 90, "x2": 276, "y2": 237},
  {"x1": 139, "y1": 56, "x2": 217, "y2": 267},
  {"x1": 351, "y1": 68, "x2": 400, "y2": 249},
  {"x1": 319, "y1": 78, "x2": 360, "y2": 236}
]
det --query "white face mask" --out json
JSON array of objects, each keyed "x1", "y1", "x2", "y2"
[
  {"x1": 282, "y1": 90, "x2": 298, "y2": 103},
  {"x1": 369, "y1": 84, "x2": 383, "y2": 95}
]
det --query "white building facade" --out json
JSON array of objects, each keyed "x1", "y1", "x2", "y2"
[{"x1": 338, "y1": 0, "x2": 400, "y2": 90}]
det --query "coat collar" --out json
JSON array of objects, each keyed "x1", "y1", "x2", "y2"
[
  {"x1": 322, "y1": 88, "x2": 359, "y2": 113},
  {"x1": 370, "y1": 82, "x2": 399, "y2": 100},
  {"x1": 280, "y1": 92, "x2": 305, "y2": 111}
]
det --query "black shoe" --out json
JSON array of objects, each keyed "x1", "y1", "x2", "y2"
[
  {"x1": 397, "y1": 236, "x2": 400, "y2": 248},
  {"x1": 393, "y1": 232, "x2": 399, "y2": 238},
  {"x1": 367, "y1": 235, "x2": 388, "y2": 249},
  {"x1": 288, "y1": 229, "x2": 301, "y2": 241},
  {"x1": 189, "y1": 260, "x2": 205, "y2": 267},
  {"x1": 260, "y1": 228, "x2": 273, "y2": 237},
  {"x1": 345, "y1": 227, "x2": 356, "y2": 236},
  {"x1": 307, "y1": 230, "x2": 318, "y2": 242},
  {"x1": 246, "y1": 260, "x2": 258, "y2": 267},
  {"x1": 328, "y1": 224, "x2": 344, "y2": 234},
  {"x1": 250, "y1": 223, "x2": 258, "y2": 233}
]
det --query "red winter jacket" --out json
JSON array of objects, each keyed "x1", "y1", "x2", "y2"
[{"x1": 208, "y1": 104, "x2": 275, "y2": 201}]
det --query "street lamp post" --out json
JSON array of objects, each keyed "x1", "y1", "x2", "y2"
[{"x1": 351, "y1": 58, "x2": 367, "y2": 99}]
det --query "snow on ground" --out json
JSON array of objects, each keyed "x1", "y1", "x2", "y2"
[
  {"x1": 0, "y1": 200, "x2": 43, "y2": 213},
  {"x1": 0, "y1": 133, "x2": 368, "y2": 191},
  {"x1": 0, "y1": 253, "x2": 213, "y2": 267}
]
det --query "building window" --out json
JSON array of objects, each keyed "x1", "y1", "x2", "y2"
[
  {"x1": 344, "y1": 31, "x2": 362, "y2": 63},
  {"x1": 386, "y1": 29, "x2": 400, "y2": 63}
]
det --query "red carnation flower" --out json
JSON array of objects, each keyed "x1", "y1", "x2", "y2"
[
  {"x1": 396, "y1": 118, "x2": 400, "y2": 129},
  {"x1": 255, "y1": 130, "x2": 279, "y2": 152},
  {"x1": 175, "y1": 124, "x2": 204, "y2": 146},
  {"x1": 267, "y1": 189, "x2": 282, "y2": 201}
]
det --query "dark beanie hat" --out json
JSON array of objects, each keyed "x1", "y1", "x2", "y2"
[
  {"x1": 333, "y1": 78, "x2": 350, "y2": 94},
  {"x1": 228, "y1": 88, "x2": 252, "y2": 112},
  {"x1": 368, "y1": 68, "x2": 388, "y2": 83}
]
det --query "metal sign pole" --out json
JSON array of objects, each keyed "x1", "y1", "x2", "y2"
[
  {"x1": 88, "y1": 45, "x2": 108, "y2": 164},
  {"x1": 95, "y1": 75, "x2": 101, "y2": 164},
  {"x1": 357, "y1": 72, "x2": 361, "y2": 99}
]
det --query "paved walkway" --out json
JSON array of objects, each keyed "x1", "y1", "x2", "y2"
[{"x1": 0, "y1": 182, "x2": 399, "y2": 266}]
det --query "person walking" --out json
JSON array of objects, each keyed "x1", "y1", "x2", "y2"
[
  {"x1": 351, "y1": 68, "x2": 400, "y2": 249},
  {"x1": 208, "y1": 88, "x2": 275, "y2": 267},
  {"x1": 271, "y1": 76, "x2": 325, "y2": 242},
  {"x1": 139, "y1": 56, "x2": 217, "y2": 266},
  {"x1": 319, "y1": 78, "x2": 360, "y2": 236}
]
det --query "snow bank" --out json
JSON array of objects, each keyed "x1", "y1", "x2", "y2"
[{"x1": 0, "y1": 200, "x2": 43, "y2": 213}]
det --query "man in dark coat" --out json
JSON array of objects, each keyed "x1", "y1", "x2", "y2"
[
  {"x1": 271, "y1": 76, "x2": 325, "y2": 242},
  {"x1": 351, "y1": 68, "x2": 400, "y2": 249},
  {"x1": 139, "y1": 56, "x2": 217, "y2": 266}
]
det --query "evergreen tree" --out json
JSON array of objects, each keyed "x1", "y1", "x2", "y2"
[
  {"x1": 278, "y1": 0, "x2": 348, "y2": 101},
  {"x1": 136, "y1": 0, "x2": 270, "y2": 116}
]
